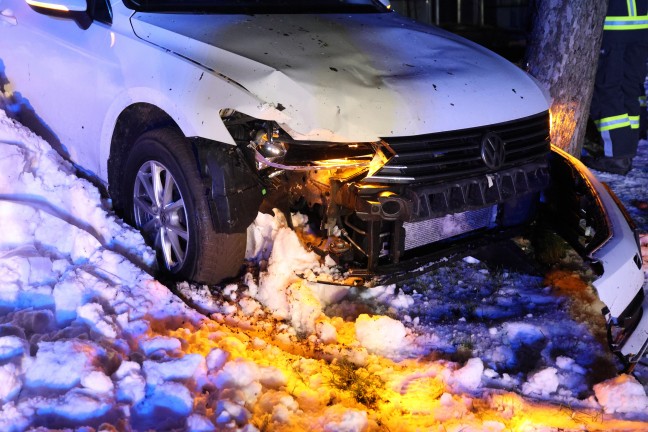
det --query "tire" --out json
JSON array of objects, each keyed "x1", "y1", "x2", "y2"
[{"x1": 122, "y1": 128, "x2": 246, "y2": 284}]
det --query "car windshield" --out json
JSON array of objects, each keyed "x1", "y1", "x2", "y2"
[{"x1": 124, "y1": 0, "x2": 387, "y2": 13}]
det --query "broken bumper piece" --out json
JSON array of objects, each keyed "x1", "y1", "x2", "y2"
[{"x1": 559, "y1": 148, "x2": 647, "y2": 362}]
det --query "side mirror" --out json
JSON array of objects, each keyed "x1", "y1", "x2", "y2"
[{"x1": 25, "y1": 0, "x2": 86, "y2": 12}]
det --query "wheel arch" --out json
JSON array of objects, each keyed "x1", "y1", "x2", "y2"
[
  {"x1": 108, "y1": 103, "x2": 263, "y2": 235},
  {"x1": 100, "y1": 84, "x2": 240, "y2": 193},
  {"x1": 107, "y1": 102, "x2": 183, "y2": 210}
]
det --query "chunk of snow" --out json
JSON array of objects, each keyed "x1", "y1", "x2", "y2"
[
  {"x1": 245, "y1": 211, "x2": 285, "y2": 262},
  {"x1": 452, "y1": 358, "x2": 484, "y2": 391},
  {"x1": 206, "y1": 348, "x2": 229, "y2": 371},
  {"x1": 594, "y1": 374, "x2": 648, "y2": 414},
  {"x1": 133, "y1": 381, "x2": 193, "y2": 427},
  {"x1": 323, "y1": 409, "x2": 368, "y2": 432},
  {"x1": 287, "y1": 281, "x2": 324, "y2": 335},
  {"x1": 187, "y1": 413, "x2": 216, "y2": 432},
  {"x1": 0, "y1": 363, "x2": 22, "y2": 402},
  {"x1": 0, "y1": 335, "x2": 25, "y2": 360},
  {"x1": 355, "y1": 314, "x2": 408, "y2": 358},
  {"x1": 114, "y1": 361, "x2": 146, "y2": 405},
  {"x1": 257, "y1": 366, "x2": 287, "y2": 389},
  {"x1": 504, "y1": 322, "x2": 546, "y2": 346},
  {"x1": 215, "y1": 399, "x2": 250, "y2": 425},
  {"x1": 25, "y1": 340, "x2": 105, "y2": 391},
  {"x1": 76, "y1": 302, "x2": 118, "y2": 339},
  {"x1": 80, "y1": 371, "x2": 114, "y2": 394},
  {"x1": 0, "y1": 401, "x2": 30, "y2": 432},
  {"x1": 261, "y1": 391, "x2": 299, "y2": 423},
  {"x1": 307, "y1": 282, "x2": 349, "y2": 307},
  {"x1": 359, "y1": 284, "x2": 414, "y2": 309},
  {"x1": 213, "y1": 359, "x2": 258, "y2": 390},
  {"x1": 139, "y1": 336, "x2": 182, "y2": 356},
  {"x1": 317, "y1": 321, "x2": 338, "y2": 344},
  {"x1": 143, "y1": 354, "x2": 205, "y2": 385},
  {"x1": 212, "y1": 359, "x2": 263, "y2": 405},
  {"x1": 41, "y1": 388, "x2": 112, "y2": 421},
  {"x1": 555, "y1": 356, "x2": 585, "y2": 374},
  {"x1": 463, "y1": 256, "x2": 480, "y2": 264},
  {"x1": 255, "y1": 227, "x2": 321, "y2": 330},
  {"x1": 522, "y1": 367, "x2": 559, "y2": 398}
]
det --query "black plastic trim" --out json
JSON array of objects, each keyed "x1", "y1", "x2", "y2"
[
  {"x1": 371, "y1": 111, "x2": 550, "y2": 184},
  {"x1": 191, "y1": 139, "x2": 263, "y2": 234}
]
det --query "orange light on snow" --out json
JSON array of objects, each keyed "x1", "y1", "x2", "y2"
[
  {"x1": 157, "y1": 289, "x2": 648, "y2": 431},
  {"x1": 152, "y1": 279, "x2": 643, "y2": 432}
]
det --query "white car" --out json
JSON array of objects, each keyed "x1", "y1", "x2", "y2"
[{"x1": 0, "y1": 0, "x2": 646, "y2": 363}]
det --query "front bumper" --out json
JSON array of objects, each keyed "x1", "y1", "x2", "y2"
[{"x1": 552, "y1": 147, "x2": 646, "y2": 361}]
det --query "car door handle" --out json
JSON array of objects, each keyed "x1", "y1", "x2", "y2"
[{"x1": 1, "y1": 9, "x2": 17, "y2": 25}]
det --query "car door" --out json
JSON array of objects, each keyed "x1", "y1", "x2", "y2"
[{"x1": 0, "y1": 0, "x2": 121, "y2": 176}]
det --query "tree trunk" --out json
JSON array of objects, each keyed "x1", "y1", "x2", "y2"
[{"x1": 525, "y1": 0, "x2": 608, "y2": 156}]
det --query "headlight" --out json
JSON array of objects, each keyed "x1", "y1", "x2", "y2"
[
  {"x1": 253, "y1": 129, "x2": 287, "y2": 161},
  {"x1": 249, "y1": 122, "x2": 393, "y2": 174}
]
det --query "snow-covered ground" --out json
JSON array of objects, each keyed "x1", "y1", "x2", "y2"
[{"x1": 1, "y1": 108, "x2": 647, "y2": 431}]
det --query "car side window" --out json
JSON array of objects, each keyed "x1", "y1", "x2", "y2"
[{"x1": 91, "y1": 0, "x2": 112, "y2": 25}]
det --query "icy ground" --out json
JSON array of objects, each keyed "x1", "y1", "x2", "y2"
[{"x1": 0, "y1": 108, "x2": 647, "y2": 431}]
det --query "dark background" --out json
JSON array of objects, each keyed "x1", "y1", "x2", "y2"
[{"x1": 391, "y1": 0, "x2": 529, "y2": 62}]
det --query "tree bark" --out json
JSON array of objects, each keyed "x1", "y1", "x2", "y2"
[{"x1": 525, "y1": 0, "x2": 608, "y2": 156}]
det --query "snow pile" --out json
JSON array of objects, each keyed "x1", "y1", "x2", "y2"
[
  {"x1": 244, "y1": 211, "x2": 349, "y2": 335},
  {"x1": 0, "y1": 111, "x2": 205, "y2": 430},
  {"x1": 594, "y1": 374, "x2": 648, "y2": 414},
  {"x1": 253, "y1": 224, "x2": 321, "y2": 331},
  {"x1": 0, "y1": 112, "x2": 153, "y2": 270}
]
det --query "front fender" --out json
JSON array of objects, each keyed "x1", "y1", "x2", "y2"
[{"x1": 97, "y1": 48, "x2": 289, "y2": 181}]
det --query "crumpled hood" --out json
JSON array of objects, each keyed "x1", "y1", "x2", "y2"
[{"x1": 131, "y1": 12, "x2": 549, "y2": 142}]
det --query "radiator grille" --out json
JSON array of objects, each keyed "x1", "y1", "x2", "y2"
[
  {"x1": 368, "y1": 111, "x2": 550, "y2": 184},
  {"x1": 403, "y1": 205, "x2": 496, "y2": 250}
]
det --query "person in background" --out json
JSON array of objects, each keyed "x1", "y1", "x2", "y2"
[
  {"x1": 584, "y1": 0, "x2": 648, "y2": 175},
  {"x1": 640, "y1": 75, "x2": 647, "y2": 140}
]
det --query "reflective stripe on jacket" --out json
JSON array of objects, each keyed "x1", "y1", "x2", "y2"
[
  {"x1": 595, "y1": 114, "x2": 632, "y2": 131},
  {"x1": 605, "y1": 0, "x2": 648, "y2": 30}
]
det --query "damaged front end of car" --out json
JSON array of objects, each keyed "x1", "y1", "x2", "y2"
[
  {"x1": 220, "y1": 109, "x2": 647, "y2": 365},
  {"x1": 224, "y1": 110, "x2": 550, "y2": 279}
]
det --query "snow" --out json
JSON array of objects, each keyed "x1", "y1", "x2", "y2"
[
  {"x1": 522, "y1": 367, "x2": 559, "y2": 398},
  {"x1": 1, "y1": 108, "x2": 648, "y2": 430},
  {"x1": 452, "y1": 357, "x2": 485, "y2": 391},
  {"x1": 113, "y1": 361, "x2": 146, "y2": 404},
  {"x1": 594, "y1": 374, "x2": 648, "y2": 414},
  {"x1": 355, "y1": 314, "x2": 409, "y2": 358},
  {"x1": 322, "y1": 410, "x2": 368, "y2": 432}
]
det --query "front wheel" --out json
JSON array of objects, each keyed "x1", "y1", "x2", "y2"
[{"x1": 122, "y1": 128, "x2": 246, "y2": 284}]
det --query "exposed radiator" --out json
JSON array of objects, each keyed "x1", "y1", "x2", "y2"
[{"x1": 403, "y1": 205, "x2": 496, "y2": 250}]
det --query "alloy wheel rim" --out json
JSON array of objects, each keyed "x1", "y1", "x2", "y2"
[{"x1": 133, "y1": 160, "x2": 189, "y2": 271}]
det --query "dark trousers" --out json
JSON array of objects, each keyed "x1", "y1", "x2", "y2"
[{"x1": 590, "y1": 35, "x2": 648, "y2": 158}]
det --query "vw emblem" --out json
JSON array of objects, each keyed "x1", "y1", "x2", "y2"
[{"x1": 480, "y1": 132, "x2": 506, "y2": 170}]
